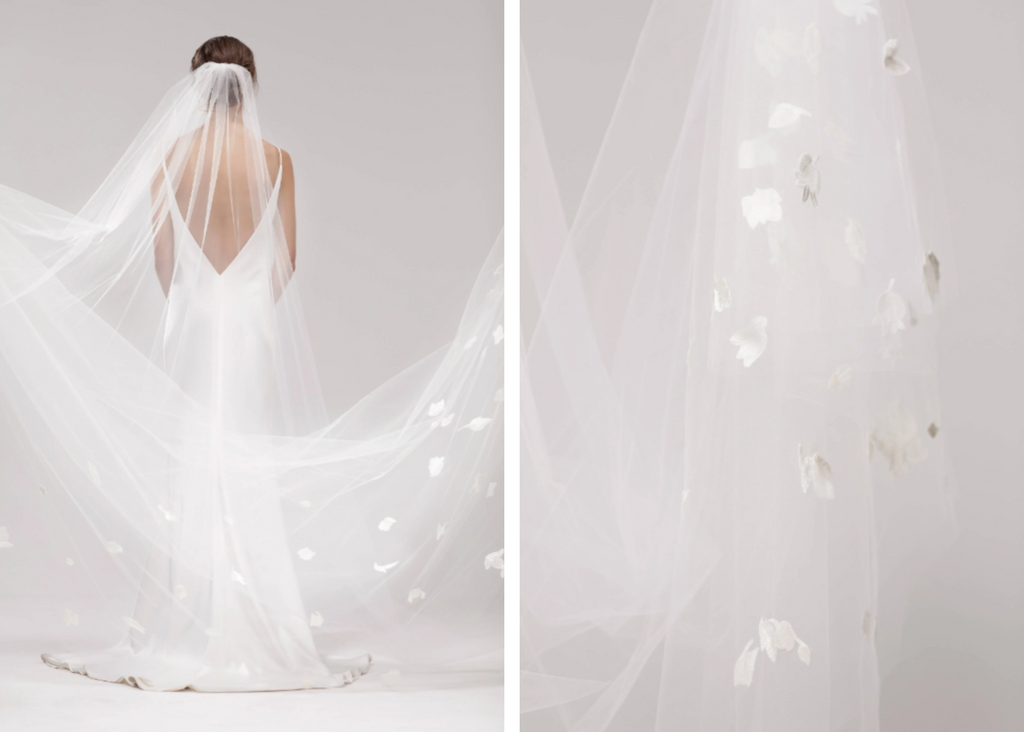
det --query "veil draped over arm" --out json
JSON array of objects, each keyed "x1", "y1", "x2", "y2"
[{"x1": 522, "y1": 0, "x2": 954, "y2": 728}]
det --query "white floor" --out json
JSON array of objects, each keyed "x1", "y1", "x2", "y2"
[{"x1": 0, "y1": 629, "x2": 502, "y2": 732}]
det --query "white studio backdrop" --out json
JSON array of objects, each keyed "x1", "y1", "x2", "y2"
[
  {"x1": 0, "y1": 0, "x2": 503, "y2": 416},
  {"x1": 523, "y1": 0, "x2": 1024, "y2": 729}
]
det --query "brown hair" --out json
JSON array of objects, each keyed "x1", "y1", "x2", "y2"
[{"x1": 190, "y1": 36, "x2": 257, "y2": 86}]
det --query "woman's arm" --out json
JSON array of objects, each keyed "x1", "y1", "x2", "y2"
[{"x1": 278, "y1": 149, "x2": 296, "y2": 271}]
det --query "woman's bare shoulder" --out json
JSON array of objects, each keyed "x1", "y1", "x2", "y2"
[{"x1": 262, "y1": 140, "x2": 293, "y2": 170}]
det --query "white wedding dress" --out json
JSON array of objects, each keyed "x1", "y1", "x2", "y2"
[{"x1": 0, "y1": 63, "x2": 502, "y2": 692}]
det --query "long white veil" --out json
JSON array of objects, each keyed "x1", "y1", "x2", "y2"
[
  {"x1": 0, "y1": 62, "x2": 503, "y2": 687},
  {"x1": 522, "y1": 0, "x2": 954, "y2": 728}
]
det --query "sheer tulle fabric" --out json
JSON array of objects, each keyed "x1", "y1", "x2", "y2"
[
  {"x1": 0, "y1": 63, "x2": 503, "y2": 691},
  {"x1": 522, "y1": 0, "x2": 953, "y2": 729}
]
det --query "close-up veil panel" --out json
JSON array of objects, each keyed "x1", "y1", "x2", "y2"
[
  {"x1": 0, "y1": 61, "x2": 503, "y2": 691},
  {"x1": 522, "y1": 0, "x2": 954, "y2": 729}
]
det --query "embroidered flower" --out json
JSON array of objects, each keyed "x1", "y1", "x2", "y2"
[
  {"x1": 845, "y1": 218, "x2": 866, "y2": 263},
  {"x1": 874, "y1": 279, "x2": 907, "y2": 337},
  {"x1": 428, "y1": 400, "x2": 445, "y2": 417},
  {"x1": 714, "y1": 278, "x2": 732, "y2": 312},
  {"x1": 828, "y1": 365, "x2": 853, "y2": 391},
  {"x1": 123, "y1": 617, "x2": 146, "y2": 634},
  {"x1": 798, "y1": 444, "x2": 835, "y2": 499},
  {"x1": 870, "y1": 400, "x2": 926, "y2": 476},
  {"x1": 484, "y1": 548, "x2": 505, "y2": 578},
  {"x1": 835, "y1": 0, "x2": 878, "y2": 23},
  {"x1": 378, "y1": 517, "x2": 397, "y2": 531},
  {"x1": 408, "y1": 588, "x2": 427, "y2": 604},
  {"x1": 741, "y1": 188, "x2": 783, "y2": 229},
  {"x1": 797, "y1": 639, "x2": 811, "y2": 665},
  {"x1": 733, "y1": 639, "x2": 758, "y2": 687},
  {"x1": 794, "y1": 154, "x2": 821, "y2": 206},
  {"x1": 768, "y1": 103, "x2": 811, "y2": 132},
  {"x1": 428, "y1": 456, "x2": 445, "y2": 477},
  {"x1": 730, "y1": 317, "x2": 768, "y2": 368},
  {"x1": 755, "y1": 27, "x2": 801, "y2": 77},
  {"x1": 459, "y1": 417, "x2": 492, "y2": 432},
  {"x1": 883, "y1": 39, "x2": 911, "y2": 75}
]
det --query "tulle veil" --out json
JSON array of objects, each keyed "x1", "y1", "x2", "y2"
[
  {"x1": 0, "y1": 61, "x2": 503, "y2": 684},
  {"x1": 522, "y1": 0, "x2": 955, "y2": 729}
]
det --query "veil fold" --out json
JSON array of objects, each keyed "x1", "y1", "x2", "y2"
[
  {"x1": 522, "y1": 0, "x2": 954, "y2": 728},
  {"x1": 0, "y1": 62, "x2": 503, "y2": 685}
]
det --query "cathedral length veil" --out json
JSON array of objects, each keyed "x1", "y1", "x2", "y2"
[
  {"x1": 522, "y1": 0, "x2": 955, "y2": 729},
  {"x1": 0, "y1": 62, "x2": 503, "y2": 691}
]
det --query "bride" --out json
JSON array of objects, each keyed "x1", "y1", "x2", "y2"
[{"x1": 0, "y1": 37, "x2": 503, "y2": 692}]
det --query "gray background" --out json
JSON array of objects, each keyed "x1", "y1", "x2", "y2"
[
  {"x1": 0, "y1": 0, "x2": 502, "y2": 415},
  {"x1": 524, "y1": 0, "x2": 1024, "y2": 729}
]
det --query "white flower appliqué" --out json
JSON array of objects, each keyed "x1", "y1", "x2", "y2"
[
  {"x1": 733, "y1": 639, "x2": 758, "y2": 687},
  {"x1": 428, "y1": 457, "x2": 445, "y2": 477},
  {"x1": 428, "y1": 400, "x2": 445, "y2": 417},
  {"x1": 730, "y1": 317, "x2": 768, "y2": 368},
  {"x1": 759, "y1": 617, "x2": 799, "y2": 662},
  {"x1": 493, "y1": 325, "x2": 504, "y2": 345},
  {"x1": 845, "y1": 218, "x2": 866, "y2": 263},
  {"x1": 123, "y1": 617, "x2": 146, "y2": 634},
  {"x1": 297, "y1": 547, "x2": 316, "y2": 561},
  {"x1": 754, "y1": 27, "x2": 801, "y2": 77},
  {"x1": 870, "y1": 400, "x2": 927, "y2": 476},
  {"x1": 460, "y1": 417, "x2": 492, "y2": 432},
  {"x1": 797, "y1": 639, "x2": 812, "y2": 665},
  {"x1": 924, "y1": 252, "x2": 940, "y2": 302},
  {"x1": 794, "y1": 154, "x2": 821, "y2": 206},
  {"x1": 741, "y1": 188, "x2": 783, "y2": 229},
  {"x1": 231, "y1": 569, "x2": 246, "y2": 585},
  {"x1": 64, "y1": 609, "x2": 79, "y2": 627},
  {"x1": 714, "y1": 278, "x2": 732, "y2": 312},
  {"x1": 436, "y1": 523, "x2": 448, "y2": 540},
  {"x1": 883, "y1": 39, "x2": 911, "y2": 76},
  {"x1": 174, "y1": 585, "x2": 187, "y2": 600},
  {"x1": 835, "y1": 0, "x2": 878, "y2": 23},
  {"x1": 874, "y1": 279, "x2": 907, "y2": 337},
  {"x1": 738, "y1": 137, "x2": 778, "y2": 169},
  {"x1": 309, "y1": 611, "x2": 323, "y2": 627},
  {"x1": 408, "y1": 588, "x2": 427, "y2": 604},
  {"x1": 484, "y1": 548, "x2": 505, "y2": 578},
  {"x1": 768, "y1": 103, "x2": 811, "y2": 132},
  {"x1": 378, "y1": 517, "x2": 397, "y2": 532},
  {"x1": 798, "y1": 444, "x2": 835, "y2": 499},
  {"x1": 828, "y1": 365, "x2": 853, "y2": 391},
  {"x1": 0, "y1": 527, "x2": 11, "y2": 549},
  {"x1": 374, "y1": 561, "x2": 399, "y2": 573},
  {"x1": 105, "y1": 541, "x2": 123, "y2": 554}
]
